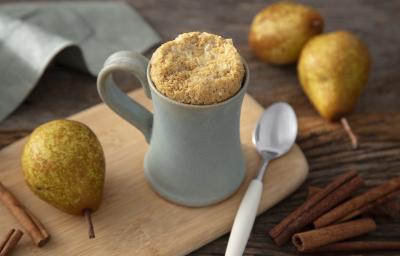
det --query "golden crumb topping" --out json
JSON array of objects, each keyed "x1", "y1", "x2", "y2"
[{"x1": 150, "y1": 32, "x2": 245, "y2": 105}]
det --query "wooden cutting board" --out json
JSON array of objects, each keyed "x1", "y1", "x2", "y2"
[{"x1": 0, "y1": 89, "x2": 308, "y2": 255}]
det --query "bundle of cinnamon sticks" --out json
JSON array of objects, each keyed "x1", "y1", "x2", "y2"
[
  {"x1": 269, "y1": 170, "x2": 400, "y2": 252},
  {"x1": 0, "y1": 182, "x2": 50, "y2": 255},
  {"x1": 0, "y1": 229, "x2": 23, "y2": 256}
]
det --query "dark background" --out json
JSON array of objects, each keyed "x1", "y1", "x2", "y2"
[{"x1": 0, "y1": 1, "x2": 399, "y2": 255}]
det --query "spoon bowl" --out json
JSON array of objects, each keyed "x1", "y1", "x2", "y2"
[{"x1": 252, "y1": 102, "x2": 297, "y2": 157}]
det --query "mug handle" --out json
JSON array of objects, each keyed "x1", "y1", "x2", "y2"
[{"x1": 97, "y1": 51, "x2": 153, "y2": 142}]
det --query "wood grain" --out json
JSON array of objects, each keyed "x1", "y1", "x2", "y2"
[
  {"x1": 0, "y1": 90, "x2": 308, "y2": 255},
  {"x1": 0, "y1": 0, "x2": 399, "y2": 255}
]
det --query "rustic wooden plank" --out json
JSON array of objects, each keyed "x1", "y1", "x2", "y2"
[
  {"x1": 1, "y1": 0, "x2": 399, "y2": 129},
  {"x1": 0, "y1": 0, "x2": 399, "y2": 255}
]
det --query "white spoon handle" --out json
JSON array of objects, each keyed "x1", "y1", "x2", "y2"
[{"x1": 225, "y1": 179, "x2": 263, "y2": 256}]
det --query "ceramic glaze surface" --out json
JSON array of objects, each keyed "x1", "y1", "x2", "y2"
[{"x1": 97, "y1": 51, "x2": 249, "y2": 206}]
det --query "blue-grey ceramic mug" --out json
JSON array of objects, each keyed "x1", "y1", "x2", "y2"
[{"x1": 97, "y1": 51, "x2": 250, "y2": 207}]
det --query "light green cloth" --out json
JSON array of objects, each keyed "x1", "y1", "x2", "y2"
[{"x1": 0, "y1": 2, "x2": 160, "y2": 121}]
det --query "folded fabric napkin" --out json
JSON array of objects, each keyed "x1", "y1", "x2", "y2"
[{"x1": 0, "y1": 2, "x2": 161, "y2": 121}]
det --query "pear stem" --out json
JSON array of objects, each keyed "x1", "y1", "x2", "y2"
[
  {"x1": 83, "y1": 209, "x2": 95, "y2": 239},
  {"x1": 341, "y1": 117, "x2": 358, "y2": 149},
  {"x1": 311, "y1": 19, "x2": 323, "y2": 30}
]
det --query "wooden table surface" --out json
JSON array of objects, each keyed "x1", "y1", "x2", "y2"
[{"x1": 1, "y1": 0, "x2": 399, "y2": 255}]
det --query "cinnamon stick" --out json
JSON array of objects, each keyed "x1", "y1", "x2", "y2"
[
  {"x1": 307, "y1": 186, "x2": 323, "y2": 199},
  {"x1": 27, "y1": 210, "x2": 50, "y2": 242},
  {"x1": 310, "y1": 186, "x2": 400, "y2": 219},
  {"x1": 338, "y1": 190, "x2": 400, "y2": 222},
  {"x1": 366, "y1": 199, "x2": 400, "y2": 218},
  {"x1": 270, "y1": 171, "x2": 357, "y2": 238},
  {"x1": 314, "y1": 177, "x2": 400, "y2": 228},
  {"x1": 0, "y1": 230, "x2": 14, "y2": 253},
  {"x1": 0, "y1": 182, "x2": 50, "y2": 247},
  {"x1": 305, "y1": 241, "x2": 400, "y2": 252},
  {"x1": 292, "y1": 218, "x2": 376, "y2": 252},
  {"x1": 367, "y1": 205, "x2": 387, "y2": 215},
  {"x1": 381, "y1": 199, "x2": 400, "y2": 219},
  {"x1": 0, "y1": 229, "x2": 23, "y2": 256},
  {"x1": 269, "y1": 170, "x2": 364, "y2": 246}
]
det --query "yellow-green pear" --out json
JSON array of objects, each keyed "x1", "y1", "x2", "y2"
[
  {"x1": 298, "y1": 31, "x2": 370, "y2": 121},
  {"x1": 249, "y1": 1, "x2": 324, "y2": 65},
  {"x1": 21, "y1": 119, "x2": 105, "y2": 238},
  {"x1": 298, "y1": 31, "x2": 370, "y2": 149}
]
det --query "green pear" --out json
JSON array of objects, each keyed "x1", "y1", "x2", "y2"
[
  {"x1": 298, "y1": 31, "x2": 370, "y2": 121},
  {"x1": 21, "y1": 120, "x2": 105, "y2": 238},
  {"x1": 249, "y1": 1, "x2": 324, "y2": 65}
]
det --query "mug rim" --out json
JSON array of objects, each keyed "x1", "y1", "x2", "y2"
[{"x1": 146, "y1": 58, "x2": 250, "y2": 109}]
